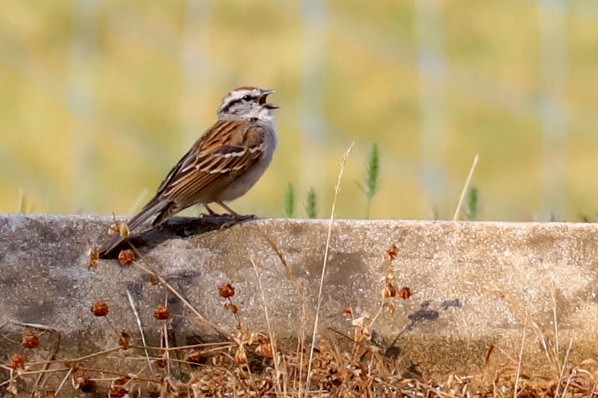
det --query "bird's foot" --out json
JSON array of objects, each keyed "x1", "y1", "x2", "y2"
[
  {"x1": 219, "y1": 214, "x2": 256, "y2": 230},
  {"x1": 203, "y1": 203, "x2": 256, "y2": 227},
  {"x1": 232, "y1": 213, "x2": 256, "y2": 221}
]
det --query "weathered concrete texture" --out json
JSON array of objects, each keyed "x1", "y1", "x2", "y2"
[{"x1": 0, "y1": 214, "x2": 597, "y2": 376}]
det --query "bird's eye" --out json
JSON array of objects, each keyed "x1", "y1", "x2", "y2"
[{"x1": 242, "y1": 95, "x2": 251, "y2": 101}]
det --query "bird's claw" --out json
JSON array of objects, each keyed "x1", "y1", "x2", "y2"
[{"x1": 218, "y1": 214, "x2": 256, "y2": 230}]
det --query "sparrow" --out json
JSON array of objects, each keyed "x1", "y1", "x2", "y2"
[{"x1": 99, "y1": 86, "x2": 278, "y2": 255}]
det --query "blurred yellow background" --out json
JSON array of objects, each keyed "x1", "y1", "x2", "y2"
[{"x1": 1, "y1": 1, "x2": 597, "y2": 220}]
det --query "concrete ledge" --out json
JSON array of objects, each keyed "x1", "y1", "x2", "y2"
[{"x1": 1, "y1": 214, "x2": 597, "y2": 377}]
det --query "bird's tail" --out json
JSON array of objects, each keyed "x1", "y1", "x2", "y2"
[{"x1": 98, "y1": 197, "x2": 170, "y2": 257}]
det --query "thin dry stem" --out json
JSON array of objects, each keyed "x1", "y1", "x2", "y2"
[
  {"x1": 513, "y1": 324, "x2": 526, "y2": 398},
  {"x1": 126, "y1": 288, "x2": 154, "y2": 374},
  {"x1": 551, "y1": 283, "x2": 560, "y2": 365},
  {"x1": 305, "y1": 142, "x2": 354, "y2": 395},
  {"x1": 556, "y1": 338, "x2": 573, "y2": 398},
  {"x1": 76, "y1": 366, "x2": 158, "y2": 383},
  {"x1": 53, "y1": 366, "x2": 73, "y2": 396},
  {"x1": 452, "y1": 154, "x2": 479, "y2": 221},
  {"x1": 33, "y1": 329, "x2": 61, "y2": 394},
  {"x1": 162, "y1": 323, "x2": 172, "y2": 377},
  {"x1": 250, "y1": 258, "x2": 283, "y2": 396},
  {"x1": 102, "y1": 315, "x2": 119, "y2": 338},
  {"x1": 129, "y1": 341, "x2": 232, "y2": 353},
  {"x1": 9, "y1": 321, "x2": 57, "y2": 332},
  {"x1": 259, "y1": 231, "x2": 310, "y2": 397},
  {"x1": 6, "y1": 367, "x2": 70, "y2": 378},
  {"x1": 530, "y1": 319, "x2": 560, "y2": 375},
  {"x1": 73, "y1": 346, "x2": 123, "y2": 362}
]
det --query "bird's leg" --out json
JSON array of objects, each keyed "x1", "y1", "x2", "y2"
[
  {"x1": 202, "y1": 204, "x2": 219, "y2": 217},
  {"x1": 216, "y1": 201, "x2": 256, "y2": 222}
]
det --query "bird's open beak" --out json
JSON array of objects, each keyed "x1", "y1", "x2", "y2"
[{"x1": 259, "y1": 89, "x2": 279, "y2": 109}]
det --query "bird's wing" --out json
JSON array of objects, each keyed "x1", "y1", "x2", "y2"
[{"x1": 156, "y1": 119, "x2": 266, "y2": 205}]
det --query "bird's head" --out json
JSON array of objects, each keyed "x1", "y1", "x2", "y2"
[{"x1": 217, "y1": 86, "x2": 278, "y2": 121}]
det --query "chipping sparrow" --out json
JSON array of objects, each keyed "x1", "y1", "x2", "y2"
[{"x1": 99, "y1": 86, "x2": 278, "y2": 255}]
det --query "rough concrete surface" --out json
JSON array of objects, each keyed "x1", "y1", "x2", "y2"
[{"x1": 0, "y1": 214, "x2": 597, "y2": 377}]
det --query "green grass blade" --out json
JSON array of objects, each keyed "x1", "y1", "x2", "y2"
[
  {"x1": 304, "y1": 187, "x2": 317, "y2": 219},
  {"x1": 283, "y1": 183, "x2": 295, "y2": 218}
]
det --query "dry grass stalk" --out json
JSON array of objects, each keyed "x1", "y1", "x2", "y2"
[{"x1": 306, "y1": 142, "x2": 355, "y2": 394}]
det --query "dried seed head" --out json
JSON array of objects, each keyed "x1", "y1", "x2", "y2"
[
  {"x1": 10, "y1": 353, "x2": 25, "y2": 369},
  {"x1": 108, "y1": 221, "x2": 130, "y2": 239},
  {"x1": 88, "y1": 248, "x2": 100, "y2": 269},
  {"x1": 256, "y1": 343, "x2": 274, "y2": 358},
  {"x1": 342, "y1": 307, "x2": 353, "y2": 318},
  {"x1": 224, "y1": 302, "x2": 238, "y2": 314},
  {"x1": 184, "y1": 350, "x2": 205, "y2": 365},
  {"x1": 72, "y1": 371, "x2": 96, "y2": 393},
  {"x1": 117, "y1": 249, "x2": 135, "y2": 266},
  {"x1": 118, "y1": 331, "x2": 131, "y2": 350},
  {"x1": 146, "y1": 274, "x2": 159, "y2": 285},
  {"x1": 239, "y1": 328, "x2": 254, "y2": 345},
  {"x1": 359, "y1": 326, "x2": 372, "y2": 341},
  {"x1": 6, "y1": 378, "x2": 17, "y2": 395},
  {"x1": 234, "y1": 345, "x2": 248, "y2": 365},
  {"x1": 91, "y1": 300, "x2": 109, "y2": 317},
  {"x1": 109, "y1": 385, "x2": 128, "y2": 398},
  {"x1": 399, "y1": 286, "x2": 412, "y2": 300},
  {"x1": 21, "y1": 331, "x2": 40, "y2": 349},
  {"x1": 386, "y1": 244, "x2": 400, "y2": 261},
  {"x1": 383, "y1": 283, "x2": 398, "y2": 298},
  {"x1": 256, "y1": 332, "x2": 269, "y2": 344},
  {"x1": 219, "y1": 283, "x2": 235, "y2": 298},
  {"x1": 154, "y1": 304, "x2": 171, "y2": 320}
]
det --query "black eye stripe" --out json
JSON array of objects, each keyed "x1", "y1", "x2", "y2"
[
  {"x1": 218, "y1": 91, "x2": 261, "y2": 115},
  {"x1": 219, "y1": 95, "x2": 256, "y2": 115}
]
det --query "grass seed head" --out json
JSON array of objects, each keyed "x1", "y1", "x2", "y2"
[
  {"x1": 219, "y1": 283, "x2": 235, "y2": 298},
  {"x1": 117, "y1": 249, "x2": 135, "y2": 265},
  {"x1": 154, "y1": 304, "x2": 171, "y2": 320},
  {"x1": 108, "y1": 221, "x2": 130, "y2": 239},
  {"x1": 9, "y1": 353, "x2": 25, "y2": 369},
  {"x1": 386, "y1": 243, "x2": 399, "y2": 261},
  {"x1": 399, "y1": 286, "x2": 412, "y2": 299},
  {"x1": 256, "y1": 342, "x2": 274, "y2": 358},
  {"x1": 91, "y1": 300, "x2": 109, "y2": 317},
  {"x1": 88, "y1": 247, "x2": 100, "y2": 269},
  {"x1": 224, "y1": 302, "x2": 238, "y2": 314},
  {"x1": 383, "y1": 283, "x2": 398, "y2": 298},
  {"x1": 21, "y1": 331, "x2": 40, "y2": 349},
  {"x1": 342, "y1": 307, "x2": 353, "y2": 318},
  {"x1": 234, "y1": 345, "x2": 248, "y2": 366},
  {"x1": 109, "y1": 385, "x2": 128, "y2": 398},
  {"x1": 72, "y1": 371, "x2": 96, "y2": 393}
]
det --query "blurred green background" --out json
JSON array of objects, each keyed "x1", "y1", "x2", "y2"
[{"x1": 1, "y1": 1, "x2": 597, "y2": 221}]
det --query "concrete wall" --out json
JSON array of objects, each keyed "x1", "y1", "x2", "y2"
[{"x1": 1, "y1": 214, "x2": 596, "y2": 377}]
